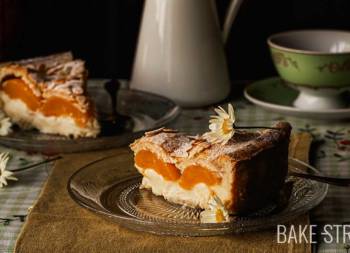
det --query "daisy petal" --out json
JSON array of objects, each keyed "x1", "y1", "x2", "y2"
[
  {"x1": 228, "y1": 104, "x2": 235, "y2": 122},
  {"x1": 0, "y1": 152, "x2": 17, "y2": 188},
  {"x1": 7, "y1": 176, "x2": 18, "y2": 181},
  {"x1": 203, "y1": 103, "x2": 236, "y2": 145}
]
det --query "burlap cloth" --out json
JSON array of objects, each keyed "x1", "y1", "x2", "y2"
[{"x1": 14, "y1": 133, "x2": 312, "y2": 253}]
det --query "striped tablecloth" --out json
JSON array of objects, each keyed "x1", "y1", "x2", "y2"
[{"x1": 0, "y1": 98, "x2": 349, "y2": 253}]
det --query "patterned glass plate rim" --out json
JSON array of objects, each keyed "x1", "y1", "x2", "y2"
[
  {"x1": 67, "y1": 153, "x2": 328, "y2": 236},
  {"x1": 0, "y1": 79, "x2": 181, "y2": 154}
]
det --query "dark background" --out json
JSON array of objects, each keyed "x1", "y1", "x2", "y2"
[{"x1": 1, "y1": 0, "x2": 350, "y2": 81}]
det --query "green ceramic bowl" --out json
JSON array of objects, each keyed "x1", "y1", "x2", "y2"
[{"x1": 268, "y1": 30, "x2": 350, "y2": 89}]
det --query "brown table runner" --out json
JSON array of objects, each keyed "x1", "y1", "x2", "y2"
[{"x1": 14, "y1": 133, "x2": 312, "y2": 253}]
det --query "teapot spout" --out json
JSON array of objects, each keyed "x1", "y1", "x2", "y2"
[{"x1": 223, "y1": 0, "x2": 244, "y2": 44}]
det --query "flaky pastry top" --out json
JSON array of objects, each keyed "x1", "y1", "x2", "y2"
[{"x1": 130, "y1": 122, "x2": 292, "y2": 163}]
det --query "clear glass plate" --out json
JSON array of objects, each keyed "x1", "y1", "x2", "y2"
[
  {"x1": 0, "y1": 79, "x2": 180, "y2": 154},
  {"x1": 67, "y1": 152, "x2": 328, "y2": 237}
]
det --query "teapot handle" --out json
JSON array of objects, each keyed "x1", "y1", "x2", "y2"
[{"x1": 222, "y1": 0, "x2": 244, "y2": 44}]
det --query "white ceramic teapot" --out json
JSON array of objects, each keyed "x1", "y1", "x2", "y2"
[{"x1": 130, "y1": 0, "x2": 244, "y2": 107}]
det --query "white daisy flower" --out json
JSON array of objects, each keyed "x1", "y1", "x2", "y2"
[
  {"x1": 0, "y1": 152, "x2": 17, "y2": 188},
  {"x1": 203, "y1": 104, "x2": 235, "y2": 145},
  {"x1": 200, "y1": 195, "x2": 230, "y2": 223},
  {"x1": 0, "y1": 110, "x2": 12, "y2": 136}
]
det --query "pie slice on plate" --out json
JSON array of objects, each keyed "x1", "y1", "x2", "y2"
[
  {"x1": 0, "y1": 52, "x2": 100, "y2": 138},
  {"x1": 130, "y1": 121, "x2": 292, "y2": 218}
]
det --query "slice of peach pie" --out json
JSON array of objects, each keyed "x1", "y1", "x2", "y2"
[
  {"x1": 0, "y1": 52, "x2": 100, "y2": 138},
  {"x1": 130, "y1": 122, "x2": 291, "y2": 221}
]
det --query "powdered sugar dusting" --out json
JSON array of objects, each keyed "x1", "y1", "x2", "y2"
[
  {"x1": 170, "y1": 140, "x2": 193, "y2": 158},
  {"x1": 207, "y1": 140, "x2": 255, "y2": 161},
  {"x1": 140, "y1": 127, "x2": 286, "y2": 161},
  {"x1": 144, "y1": 129, "x2": 193, "y2": 158},
  {"x1": 143, "y1": 127, "x2": 285, "y2": 161},
  {"x1": 148, "y1": 132, "x2": 174, "y2": 145}
]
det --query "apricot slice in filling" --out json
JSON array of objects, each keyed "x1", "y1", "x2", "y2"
[
  {"x1": 135, "y1": 150, "x2": 221, "y2": 189},
  {"x1": 179, "y1": 165, "x2": 221, "y2": 190},
  {"x1": 1, "y1": 79, "x2": 41, "y2": 111},
  {"x1": 1, "y1": 79, "x2": 91, "y2": 127},
  {"x1": 135, "y1": 150, "x2": 181, "y2": 181},
  {"x1": 40, "y1": 96, "x2": 91, "y2": 127}
]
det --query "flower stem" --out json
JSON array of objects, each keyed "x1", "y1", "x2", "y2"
[
  {"x1": 11, "y1": 156, "x2": 62, "y2": 173},
  {"x1": 234, "y1": 126, "x2": 280, "y2": 130}
]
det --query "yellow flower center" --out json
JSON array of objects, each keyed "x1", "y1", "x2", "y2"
[
  {"x1": 222, "y1": 119, "x2": 232, "y2": 135},
  {"x1": 216, "y1": 209, "x2": 225, "y2": 222}
]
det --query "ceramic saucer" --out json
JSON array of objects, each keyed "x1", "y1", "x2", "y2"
[{"x1": 244, "y1": 77, "x2": 350, "y2": 120}]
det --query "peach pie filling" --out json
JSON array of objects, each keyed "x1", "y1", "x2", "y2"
[
  {"x1": 1, "y1": 79, "x2": 93, "y2": 127},
  {"x1": 135, "y1": 150, "x2": 221, "y2": 190}
]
